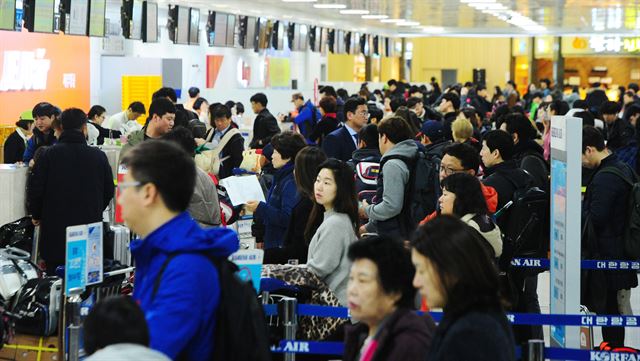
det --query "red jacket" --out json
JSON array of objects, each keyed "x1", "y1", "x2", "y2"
[{"x1": 419, "y1": 183, "x2": 498, "y2": 225}]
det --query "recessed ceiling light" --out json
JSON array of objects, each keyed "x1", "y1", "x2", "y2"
[
  {"x1": 422, "y1": 26, "x2": 445, "y2": 33},
  {"x1": 340, "y1": 9, "x2": 370, "y2": 15},
  {"x1": 380, "y1": 18, "x2": 404, "y2": 23},
  {"x1": 313, "y1": 3, "x2": 347, "y2": 9},
  {"x1": 362, "y1": 14, "x2": 389, "y2": 20}
]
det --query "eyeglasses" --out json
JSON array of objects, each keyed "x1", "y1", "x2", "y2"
[
  {"x1": 117, "y1": 181, "x2": 145, "y2": 192},
  {"x1": 356, "y1": 111, "x2": 370, "y2": 117},
  {"x1": 440, "y1": 166, "x2": 466, "y2": 176}
]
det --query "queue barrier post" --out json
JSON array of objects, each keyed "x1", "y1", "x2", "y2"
[
  {"x1": 280, "y1": 297, "x2": 298, "y2": 361},
  {"x1": 526, "y1": 339, "x2": 545, "y2": 361},
  {"x1": 66, "y1": 292, "x2": 83, "y2": 361}
]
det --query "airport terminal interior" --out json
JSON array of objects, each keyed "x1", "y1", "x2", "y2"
[{"x1": 0, "y1": 0, "x2": 640, "y2": 360}]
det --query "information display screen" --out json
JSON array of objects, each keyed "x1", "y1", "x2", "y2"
[
  {"x1": 225, "y1": 13, "x2": 234, "y2": 47},
  {"x1": 244, "y1": 16, "x2": 256, "y2": 50},
  {"x1": 142, "y1": 1, "x2": 156, "y2": 42},
  {"x1": 68, "y1": 0, "x2": 88, "y2": 35},
  {"x1": 188, "y1": 7, "x2": 198, "y2": 44},
  {"x1": 212, "y1": 11, "x2": 226, "y2": 47},
  {"x1": 175, "y1": 5, "x2": 188, "y2": 44},
  {"x1": 88, "y1": 0, "x2": 105, "y2": 36},
  {"x1": 34, "y1": 0, "x2": 55, "y2": 33},
  {"x1": 0, "y1": 0, "x2": 16, "y2": 30},
  {"x1": 129, "y1": 0, "x2": 142, "y2": 39}
]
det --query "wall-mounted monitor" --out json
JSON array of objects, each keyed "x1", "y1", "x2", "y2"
[
  {"x1": 24, "y1": 0, "x2": 55, "y2": 32},
  {"x1": 88, "y1": 0, "x2": 105, "y2": 36},
  {"x1": 308, "y1": 26, "x2": 316, "y2": 51},
  {"x1": 327, "y1": 29, "x2": 335, "y2": 53},
  {"x1": 141, "y1": 1, "x2": 156, "y2": 42},
  {"x1": 336, "y1": 30, "x2": 345, "y2": 54},
  {"x1": 175, "y1": 5, "x2": 188, "y2": 44},
  {"x1": 225, "y1": 13, "x2": 235, "y2": 47},
  {"x1": 129, "y1": 0, "x2": 142, "y2": 39},
  {"x1": 344, "y1": 31, "x2": 352, "y2": 54},
  {"x1": 287, "y1": 22, "x2": 295, "y2": 50},
  {"x1": 0, "y1": 0, "x2": 16, "y2": 30},
  {"x1": 188, "y1": 7, "x2": 199, "y2": 44},
  {"x1": 373, "y1": 35, "x2": 379, "y2": 56},
  {"x1": 240, "y1": 15, "x2": 257, "y2": 50},
  {"x1": 67, "y1": 0, "x2": 88, "y2": 35},
  {"x1": 212, "y1": 11, "x2": 227, "y2": 47},
  {"x1": 257, "y1": 18, "x2": 272, "y2": 50}
]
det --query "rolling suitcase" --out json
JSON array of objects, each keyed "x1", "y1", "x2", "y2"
[{"x1": 110, "y1": 225, "x2": 132, "y2": 266}]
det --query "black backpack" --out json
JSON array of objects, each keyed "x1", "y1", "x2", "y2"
[
  {"x1": 598, "y1": 166, "x2": 640, "y2": 260},
  {"x1": 152, "y1": 253, "x2": 271, "y2": 361},
  {"x1": 495, "y1": 171, "x2": 550, "y2": 275},
  {"x1": 381, "y1": 149, "x2": 441, "y2": 235}
]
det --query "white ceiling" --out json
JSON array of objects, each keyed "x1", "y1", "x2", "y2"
[{"x1": 146, "y1": 0, "x2": 640, "y2": 37}]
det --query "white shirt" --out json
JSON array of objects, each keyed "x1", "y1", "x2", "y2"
[
  {"x1": 344, "y1": 124, "x2": 359, "y2": 148},
  {"x1": 104, "y1": 111, "x2": 128, "y2": 132},
  {"x1": 15, "y1": 127, "x2": 28, "y2": 145}
]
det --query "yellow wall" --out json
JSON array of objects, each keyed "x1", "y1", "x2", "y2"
[
  {"x1": 381, "y1": 57, "x2": 400, "y2": 83},
  {"x1": 328, "y1": 53, "x2": 356, "y2": 82},
  {"x1": 411, "y1": 37, "x2": 511, "y2": 91}
]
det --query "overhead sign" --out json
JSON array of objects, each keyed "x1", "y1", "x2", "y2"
[{"x1": 562, "y1": 36, "x2": 640, "y2": 55}]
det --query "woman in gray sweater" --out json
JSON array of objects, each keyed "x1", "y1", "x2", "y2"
[{"x1": 306, "y1": 159, "x2": 359, "y2": 306}]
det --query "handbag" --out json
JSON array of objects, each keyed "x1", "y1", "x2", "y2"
[
  {"x1": 195, "y1": 128, "x2": 241, "y2": 175},
  {"x1": 239, "y1": 149, "x2": 262, "y2": 173}
]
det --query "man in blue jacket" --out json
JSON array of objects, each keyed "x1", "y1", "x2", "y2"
[
  {"x1": 290, "y1": 93, "x2": 321, "y2": 142},
  {"x1": 118, "y1": 140, "x2": 239, "y2": 360}
]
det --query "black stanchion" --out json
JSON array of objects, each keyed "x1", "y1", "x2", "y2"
[
  {"x1": 280, "y1": 297, "x2": 298, "y2": 361},
  {"x1": 526, "y1": 339, "x2": 545, "y2": 361}
]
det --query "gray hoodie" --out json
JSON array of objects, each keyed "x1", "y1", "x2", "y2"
[
  {"x1": 85, "y1": 343, "x2": 171, "y2": 361},
  {"x1": 364, "y1": 139, "x2": 418, "y2": 233}
]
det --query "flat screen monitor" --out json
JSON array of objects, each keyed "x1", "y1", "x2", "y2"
[
  {"x1": 0, "y1": 0, "x2": 16, "y2": 30},
  {"x1": 142, "y1": 1, "x2": 156, "y2": 42},
  {"x1": 243, "y1": 16, "x2": 256, "y2": 50},
  {"x1": 225, "y1": 13, "x2": 235, "y2": 47},
  {"x1": 336, "y1": 30, "x2": 345, "y2": 54},
  {"x1": 129, "y1": 0, "x2": 142, "y2": 39},
  {"x1": 175, "y1": 5, "x2": 188, "y2": 44},
  {"x1": 212, "y1": 11, "x2": 227, "y2": 47},
  {"x1": 34, "y1": 0, "x2": 55, "y2": 32},
  {"x1": 298, "y1": 24, "x2": 308, "y2": 51},
  {"x1": 258, "y1": 19, "x2": 272, "y2": 50},
  {"x1": 88, "y1": 0, "x2": 105, "y2": 36},
  {"x1": 68, "y1": 0, "x2": 88, "y2": 35},
  {"x1": 189, "y1": 7, "x2": 199, "y2": 44},
  {"x1": 320, "y1": 27, "x2": 328, "y2": 54}
]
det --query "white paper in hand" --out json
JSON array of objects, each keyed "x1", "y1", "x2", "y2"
[{"x1": 219, "y1": 175, "x2": 266, "y2": 206}]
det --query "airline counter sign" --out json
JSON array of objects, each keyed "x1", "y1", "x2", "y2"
[{"x1": 0, "y1": 49, "x2": 53, "y2": 91}]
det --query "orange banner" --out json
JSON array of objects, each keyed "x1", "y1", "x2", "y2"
[{"x1": 0, "y1": 30, "x2": 90, "y2": 125}]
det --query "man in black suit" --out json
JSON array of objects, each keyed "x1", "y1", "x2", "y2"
[
  {"x1": 249, "y1": 93, "x2": 281, "y2": 149},
  {"x1": 210, "y1": 105, "x2": 245, "y2": 179},
  {"x1": 322, "y1": 98, "x2": 368, "y2": 162}
]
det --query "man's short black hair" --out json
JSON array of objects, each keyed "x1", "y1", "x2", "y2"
[
  {"x1": 188, "y1": 86, "x2": 200, "y2": 98},
  {"x1": 387, "y1": 79, "x2": 397, "y2": 87},
  {"x1": 389, "y1": 97, "x2": 407, "y2": 112},
  {"x1": 549, "y1": 100, "x2": 569, "y2": 116},
  {"x1": 270, "y1": 131, "x2": 307, "y2": 160},
  {"x1": 250, "y1": 93, "x2": 268, "y2": 107},
  {"x1": 193, "y1": 97, "x2": 208, "y2": 110},
  {"x1": 162, "y1": 127, "x2": 196, "y2": 157},
  {"x1": 476, "y1": 84, "x2": 487, "y2": 92},
  {"x1": 541, "y1": 78, "x2": 551, "y2": 87},
  {"x1": 532, "y1": 92, "x2": 544, "y2": 100},
  {"x1": 152, "y1": 87, "x2": 178, "y2": 103},
  {"x1": 573, "y1": 99, "x2": 588, "y2": 110},
  {"x1": 337, "y1": 88, "x2": 349, "y2": 100},
  {"x1": 628, "y1": 83, "x2": 639, "y2": 93},
  {"x1": 600, "y1": 101, "x2": 622, "y2": 116},
  {"x1": 148, "y1": 98, "x2": 176, "y2": 119},
  {"x1": 344, "y1": 97, "x2": 366, "y2": 116},
  {"x1": 32, "y1": 102, "x2": 61, "y2": 118},
  {"x1": 378, "y1": 116, "x2": 414, "y2": 144},
  {"x1": 502, "y1": 113, "x2": 537, "y2": 141},
  {"x1": 443, "y1": 143, "x2": 480, "y2": 173},
  {"x1": 83, "y1": 296, "x2": 149, "y2": 355},
  {"x1": 121, "y1": 140, "x2": 195, "y2": 212},
  {"x1": 582, "y1": 125, "x2": 605, "y2": 153},
  {"x1": 359, "y1": 124, "x2": 379, "y2": 150},
  {"x1": 368, "y1": 106, "x2": 383, "y2": 123},
  {"x1": 483, "y1": 130, "x2": 514, "y2": 161},
  {"x1": 442, "y1": 93, "x2": 461, "y2": 110},
  {"x1": 211, "y1": 104, "x2": 232, "y2": 120},
  {"x1": 60, "y1": 108, "x2": 88, "y2": 131},
  {"x1": 320, "y1": 85, "x2": 337, "y2": 98},
  {"x1": 574, "y1": 111, "x2": 595, "y2": 127},
  {"x1": 348, "y1": 235, "x2": 416, "y2": 308},
  {"x1": 407, "y1": 97, "x2": 423, "y2": 109},
  {"x1": 128, "y1": 101, "x2": 146, "y2": 114}
]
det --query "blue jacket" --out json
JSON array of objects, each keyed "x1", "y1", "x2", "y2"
[
  {"x1": 254, "y1": 162, "x2": 298, "y2": 249},
  {"x1": 294, "y1": 100, "x2": 321, "y2": 141},
  {"x1": 23, "y1": 128, "x2": 56, "y2": 164},
  {"x1": 131, "y1": 212, "x2": 239, "y2": 360}
]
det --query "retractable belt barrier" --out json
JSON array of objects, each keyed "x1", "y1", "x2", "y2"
[{"x1": 511, "y1": 258, "x2": 640, "y2": 270}]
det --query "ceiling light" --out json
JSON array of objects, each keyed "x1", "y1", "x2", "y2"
[
  {"x1": 362, "y1": 14, "x2": 389, "y2": 20},
  {"x1": 397, "y1": 21, "x2": 420, "y2": 26},
  {"x1": 340, "y1": 9, "x2": 370, "y2": 15},
  {"x1": 282, "y1": 0, "x2": 317, "y2": 2},
  {"x1": 313, "y1": 3, "x2": 347, "y2": 9},
  {"x1": 422, "y1": 26, "x2": 445, "y2": 33},
  {"x1": 380, "y1": 18, "x2": 404, "y2": 23}
]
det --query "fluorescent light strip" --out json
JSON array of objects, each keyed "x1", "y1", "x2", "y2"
[
  {"x1": 362, "y1": 14, "x2": 389, "y2": 19},
  {"x1": 380, "y1": 18, "x2": 405, "y2": 23},
  {"x1": 397, "y1": 21, "x2": 420, "y2": 26},
  {"x1": 340, "y1": 9, "x2": 370, "y2": 15},
  {"x1": 313, "y1": 3, "x2": 347, "y2": 8},
  {"x1": 282, "y1": 0, "x2": 317, "y2": 2}
]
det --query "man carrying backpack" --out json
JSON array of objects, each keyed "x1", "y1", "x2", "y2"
[
  {"x1": 118, "y1": 140, "x2": 240, "y2": 360},
  {"x1": 582, "y1": 126, "x2": 638, "y2": 348},
  {"x1": 360, "y1": 116, "x2": 420, "y2": 239}
]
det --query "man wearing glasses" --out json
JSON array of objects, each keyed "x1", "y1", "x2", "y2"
[
  {"x1": 118, "y1": 140, "x2": 239, "y2": 360},
  {"x1": 420, "y1": 143, "x2": 498, "y2": 224},
  {"x1": 322, "y1": 97, "x2": 369, "y2": 162}
]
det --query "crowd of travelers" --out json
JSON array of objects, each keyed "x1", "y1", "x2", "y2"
[{"x1": 3, "y1": 77, "x2": 640, "y2": 360}]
